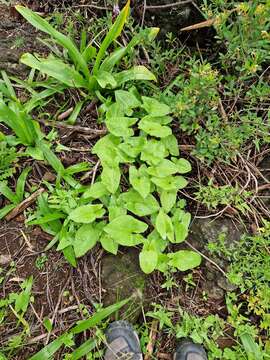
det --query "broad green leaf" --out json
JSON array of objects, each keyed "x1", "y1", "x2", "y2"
[
  {"x1": 162, "y1": 135, "x2": 179, "y2": 156},
  {"x1": 82, "y1": 182, "x2": 109, "y2": 199},
  {"x1": 20, "y1": 54, "x2": 87, "y2": 88},
  {"x1": 174, "y1": 222, "x2": 189, "y2": 243},
  {"x1": 151, "y1": 175, "x2": 187, "y2": 191},
  {"x1": 155, "y1": 209, "x2": 174, "y2": 242},
  {"x1": 139, "y1": 250, "x2": 158, "y2": 274},
  {"x1": 74, "y1": 223, "x2": 103, "y2": 257},
  {"x1": 156, "y1": 253, "x2": 169, "y2": 273},
  {"x1": 142, "y1": 96, "x2": 171, "y2": 116},
  {"x1": 142, "y1": 114, "x2": 172, "y2": 125},
  {"x1": 138, "y1": 118, "x2": 172, "y2": 138},
  {"x1": 95, "y1": 71, "x2": 117, "y2": 88},
  {"x1": 101, "y1": 164, "x2": 121, "y2": 194},
  {"x1": 16, "y1": 5, "x2": 90, "y2": 80},
  {"x1": 129, "y1": 165, "x2": 151, "y2": 198},
  {"x1": 16, "y1": 166, "x2": 31, "y2": 201},
  {"x1": 104, "y1": 215, "x2": 148, "y2": 243},
  {"x1": 174, "y1": 158, "x2": 192, "y2": 174},
  {"x1": 63, "y1": 245, "x2": 77, "y2": 267},
  {"x1": 147, "y1": 230, "x2": 168, "y2": 253},
  {"x1": 167, "y1": 250, "x2": 201, "y2": 271},
  {"x1": 115, "y1": 89, "x2": 141, "y2": 115},
  {"x1": 147, "y1": 159, "x2": 179, "y2": 178},
  {"x1": 100, "y1": 234, "x2": 118, "y2": 255},
  {"x1": 105, "y1": 116, "x2": 137, "y2": 138},
  {"x1": 140, "y1": 139, "x2": 167, "y2": 166},
  {"x1": 119, "y1": 189, "x2": 159, "y2": 216},
  {"x1": 118, "y1": 137, "x2": 146, "y2": 158},
  {"x1": 160, "y1": 190, "x2": 177, "y2": 213},
  {"x1": 93, "y1": 1, "x2": 130, "y2": 74},
  {"x1": 92, "y1": 134, "x2": 120, "y2": 165},
  {"x1": 69, "y1": 204, "x2": 105, "y2": 223},
  {"x1": 114, "y1": 66, "x2": 156, "y2": 86},
  {"x1": 116, "y1": 233, "x2": 145, "y2": 246}
]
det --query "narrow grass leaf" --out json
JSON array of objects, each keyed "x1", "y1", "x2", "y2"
[
  {"x1": 69, "y1": 339, "x2": 96, "y2": 360},
  {"x1": 0, "y1": 182, "x2": 19, "y2": 203},
  {"x1": 16, "y1": 167, "x2": 31, "y2": 202},
  {"x1": 15, "y1": 6, "x2": 90, "y2": 79},
  {"x1": 93, "y1": 0, "x2": 130, "y2": 74},
  {"x1": 71, "y1": 298, "x2": 129, "y2": 334}
]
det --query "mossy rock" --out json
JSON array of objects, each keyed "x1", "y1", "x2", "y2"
[{"x1": 101, "y1": 249, "x2": 147, "y2": 323}]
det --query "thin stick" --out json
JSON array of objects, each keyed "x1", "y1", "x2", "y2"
[
  {"x1": 57, "y1": 107, "x2": 74, "y2": 121},
  {"x1": 37, "y1": 118, "x2": 107, "y2": 137},
  {"x1": 146, "y1": 0, "x2": 192, "y2": 10},
  {"x1": 5, "y1": 188, "x2": 45, "y2": 221},
  {"x1": 185, "y1": 240, "x2": 227, "y2": 276},
  {"x1": 145, "y1": 320, "x2": 158, "y2": 360}
]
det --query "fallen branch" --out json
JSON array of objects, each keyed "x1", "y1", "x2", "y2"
[
  {"x1": 145, "y1": 320, "x2": 159, "y2": 360},
  {"x1": 146, "y1": 0, "x2": 193, "y2": 10},
  {"x1": 5, "y1": 188, "x2": 45, "y2": 221},
  {"x1": 37, "y1": 118, "x2": 107, "y2": 137},
  {"x1": 181, "y1": 18, "x2": 215, "y2": 31}
]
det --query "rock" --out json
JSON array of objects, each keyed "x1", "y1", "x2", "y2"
[
  {"x1": 0, "y1": 254, "x2": 12, "y2": 266},
  {"x1": 101, "y1": 249, "x2": 147, "y2": 323},
  {"x1": 188, "y1": 217, "x2": 245, "y2": 251},
  {"x1": 203, "y1": 280, "x2": 225, "y2": 301},
  {"x1": 217, "y1": 276, "x2": 238, "y2": 292}
]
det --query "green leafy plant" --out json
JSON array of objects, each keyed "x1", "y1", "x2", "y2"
[
  {"x1": 0, "y1": 141, "x2": 18, "y2": 181},
  {"x1": 16, "y1": 2, "x2": 158, "y2": 97},
  {"x1": 195, "y1": 181, "x2": 252, "y2": 215},
  {"x1": 203, "y1": 0, "x2": 270, "y2": 76},
  {"x1": 27, "y1": 90, "x2": 199, "y2": 273}
]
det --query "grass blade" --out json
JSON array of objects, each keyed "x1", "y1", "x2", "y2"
[
  {"x1": 71, "y1": 298, "x2": 129, "y2": 334},
  {"x1": 0, "y1": 204, "x2": 16, "y2": 220},
  {"x1": 28, "y1": 333, "x2": 71, "y2": 360},
  {"x1": 93, "y1": 0, "x2": 130, "y2": 74},
  {"x1": 0, "y1": 182, "x2": 19, "y2": 203},
  {"x1": 37, "y1": 141, "x2": 65, "y2": 175},
  {"x1": 16, "y1": 167, "x2": 31, "y2": 202},
  {"x1": 15, "y1": 6, "x2": 90, "y2": 80},
  {"x1": 69, "y1": 339, "x2": 96, "y2": 360},
  {"x1": 67, "y1": 101, "x2": 84, "y2": 125},
  {"x1": 1, "y1": 71, "x2": 16, "y2": 99}
]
